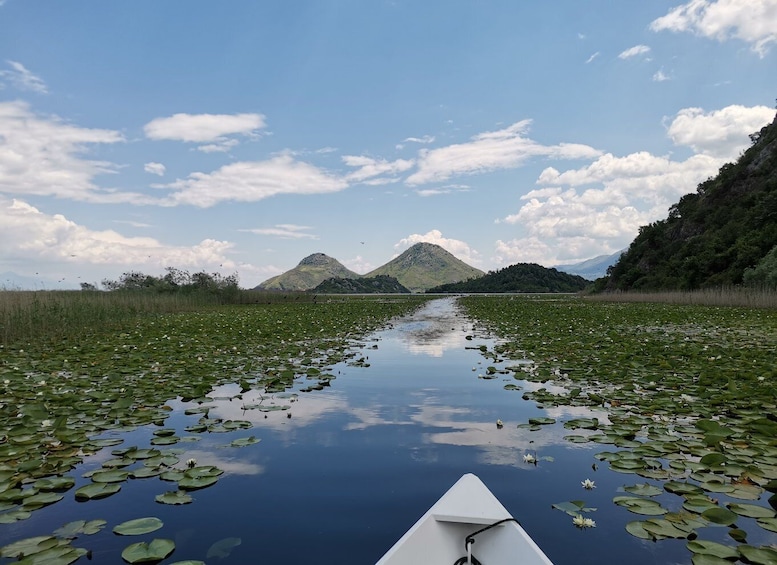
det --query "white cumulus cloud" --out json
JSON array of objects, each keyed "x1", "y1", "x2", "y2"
[
  {"x1": 406, "y1": 120, "x2": 601, "y2": 185},
  {"x1": 0, "y1": 197, "x2": 237, "y2": 269},
  {"x1": 144, "y1": 162, "x2": 166, "y2": 176},
  {"x1": 0, "y1": 101, "x2": 151, "y2": 203},
  {"x1": 665, "y1": 104, "x2": 775, "y2": 158},
  {"x1": 144, "y1": 112, "x2": 266, "y2": 152},
  {"x1": 651, "y1": 0, "x2": 777, "y2": 56},
  {"x1": 493, "y1": 102, "x2": 774, "y2": 268},
  {"x1": 158, "y1": 154, "x2": 348, "y2": 207}
]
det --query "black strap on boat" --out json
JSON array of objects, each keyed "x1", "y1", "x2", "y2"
[{"x1": 452, "y1": 518, "x2": 520, "y2": 565}]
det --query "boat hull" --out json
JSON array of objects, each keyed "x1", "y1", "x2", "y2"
[{"x1": 376, "y1": 474, "x2": 553, "y2": 565}]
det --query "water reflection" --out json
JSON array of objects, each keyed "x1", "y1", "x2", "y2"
[{"x1": 392, "y1": 297, "x2": 473, "y2": 357}]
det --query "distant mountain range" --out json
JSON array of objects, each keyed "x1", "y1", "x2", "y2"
[
  {"x1": 554, "y1": 251, "x2": 624, "y2": 280},
  {"x1": 254, "y1": 242, "x2": 622, "y2": 294},
  {"x1": 255, "y1": 243, "x2": 484, "y2": 293}
]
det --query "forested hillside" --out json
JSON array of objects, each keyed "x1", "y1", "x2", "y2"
[
  {"x1": 602, "y1": 110, "x2": 777, "y2": 291},
  {"x1": 428, "y1": 263, "x2": 589, "y2": 293}
]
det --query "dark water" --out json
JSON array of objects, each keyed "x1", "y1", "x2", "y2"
[{"x1": 2, "y1": 298, "x2": 734, "y2": 564}]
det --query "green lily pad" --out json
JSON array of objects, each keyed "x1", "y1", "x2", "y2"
[
  {"x1": 624, "y1": 483, "x2": 663, "y2": 497},
  {"x1": 114, "y1": 517, "x2": 164, "y2": 536},
  {"x1": 22, "y1": 491, "x2": 64, "y2": 509},
  {"x1": 0, "y1": 509, "x2": 32, "y2": 523},
  {"x1": 54, "y1": 519, "x2": 107, "y2": 538},
  {"x1": 727, "y1": 502, "x2": 775, "y2": 519},
  {"x1": 702, "y1": 507, "x2": 738, "y2": 526},
  {"x1": 15, "y1": 544, "x2": 87, "y2": 564},
  {"x1": 121, "y1": 538, "x2": 175, "y2": 563},
  {"x1": 551, "y1": 500, "x2": 597, "y2": 516},
  {"x1": 737, "y1": 545, "x2": 777, "y2": 565},
  {"x1": 74, "y1": 482, "x2": 121, "y2": 501},
  {"x1": 0, "y1": 536, "x2": 57, "y2": 558},
  {"x1": 33, "y1": 477, "x2": 75, "y2": 492},
  {"x1": 155, "y1": 490, "x2": 193, "y2": 505},
  {"x1": 90, "y1": 469, "x2": 130, "y2": 484},
  {"x1": 687, "y1": 540, "x2": 739, "y2": 560},
  {"x1": 230, "y1": 436, "x2": 260, "y2": 447},
  {"x1": 177, "y1": 466, "x2": 222, "y2": 491},
  {"x1": 755, "y1": 517, "x2": 777, "y2": 533},
  {"x1": 613, "y1": 496, "x2": 668, "y2": 515},
  {"x1": 528, "y1": 417, "x2": 556, "y2": 425}
]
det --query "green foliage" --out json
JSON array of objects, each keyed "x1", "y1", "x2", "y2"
[
  {"x1": 743, "y1": 245, "x2": 777, "y2": 288},
  {"x1": 428, "y1": 263, "x2": 590, "y2": 293},
  {"x1": 310, "y1": 275, "x2": 410, "y2": 294},
  {"x1": 605, "y1": 112, "x2": 777, "y2": 291}
]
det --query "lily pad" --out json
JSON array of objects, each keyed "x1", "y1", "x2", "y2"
[
  {"x1": 727, "y1": 502, "x2": 775, "y2": 519},
  {"x1": 155, "y1": 490, "x2": 193, "y2": 505},
  {"x1": 687, "y1": 540, "x2": 739, "y2": 560},
  {"x1": 114, "y1": 517, "x2": 164, "y2": 536},
  {"x1": 624, "y1": 483, "x2": 663, "y2": 497},
  {"x1": 613, "y1": 496, "x2": 668, "y2": 516},
  {"x1": 701, "y1": 507, "x2": 738, "y2": 526},
  {"x1": 54, "y1": 519, "x2": 107, "y2": 538},
  {"x1": 121, "y1": 539, "x2": 175, "y2": 563},
  {"x1": 74, "y1": 482, "x2": 121, "y2": 501},
  {"x1": 230, "y1": 436, "x2": 260, "y2": 447}
]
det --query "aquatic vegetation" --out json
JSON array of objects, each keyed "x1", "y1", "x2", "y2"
[
  {"x1": 460, "y1": 294, "x2": 777, "y2": 560},
  {"x1": 0, "y1": 295, "x2": 430, "y2": 561}
]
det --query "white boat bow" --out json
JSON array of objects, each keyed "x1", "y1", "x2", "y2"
[{"x1": 377, "y1": 473, "x2": 553, "y2": 565}]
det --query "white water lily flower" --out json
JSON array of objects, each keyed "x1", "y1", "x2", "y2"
[
  {"x1": 2, "y1": 379, "x2": 9, "y2": 385},
  {"x1": 573, "y1": 514, "x2": 595, "y2": 528},
  {"x1": 581, "y1": 478, "x2": 596, "y2": 489},
  {"x1": 522, "y1": 453, "x2": 536, "y2": 464},
  {"x1": 496, "y1": 419, "x2": 503, "y2": 428},
  {"x1": 187, "y1": 458, "x2": 197, "y2": 468},
  {"x1": 572, "y1": 515, "x2": 586, "y2": 527},
  {"x1": 41, "y1": 419, "x2": 52, "y2": 428}
]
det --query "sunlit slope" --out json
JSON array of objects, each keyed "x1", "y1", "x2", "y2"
[
  {"x1": 255, "y1": 253, "x2": 361, "y2": 291},
  {"x1": 366, "y1": 242, "x2": 484, "y2": 293}
]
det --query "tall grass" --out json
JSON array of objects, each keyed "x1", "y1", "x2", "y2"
[
  {"x1": 586, "y1": 286, "x2": 777, "y2": 309},
  {"x1": 0, "y1": 289, "x2": 316, "y2": 346}
]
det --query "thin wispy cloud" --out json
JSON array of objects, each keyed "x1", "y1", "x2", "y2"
[
  {"x1": 240, "y1": 224, "x2": 318, "y2": 239},
  {"x1": 653, "y1": 69, "x2": 670, "y2": 82},
  {"x1": 0, "y1": 60, "x2": 48, "y2": 93},
  {"x1": 618, "y1": 45, "x2": 651, "y2": 59},
  {"x1": 144, "y1": 112, "x2": 266, "y2": 152},
  {"x1": 585, "y1": 52, "x2": 600, "y2": 64}
]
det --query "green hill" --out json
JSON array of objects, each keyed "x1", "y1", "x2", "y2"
[
  {"x1": 255, "y1": 253, "x2": 360, "y2": 291},
  {"x1": 428, "y1": 263, "x2": 590, "y2": 293},
  {"x1": 365, "y1": 242, "x2": 484, "y2": 292},
  {"x1": 310, "y1": 275, "x2": 410, "y2": 294},
  {"x1": 602, "y1": 110, "x2": 777, "y2": 291}
]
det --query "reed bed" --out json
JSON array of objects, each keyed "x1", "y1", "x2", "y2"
[
  {"x1": 586, "y1": 286, "x2": 777, "y2": 309},
  {"x1": 0, "y1": 289, "x2": 316, "y2": 346}
]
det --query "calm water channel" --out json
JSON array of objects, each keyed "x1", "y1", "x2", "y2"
[{"x1": 3, "y1": 298, "x2": 709, "y2": 564}]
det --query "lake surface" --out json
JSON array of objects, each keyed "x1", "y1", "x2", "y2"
[{"x1": 2, "y1": 297, "x2": 741, "y2": 564}]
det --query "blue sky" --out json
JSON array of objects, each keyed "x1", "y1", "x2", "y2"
[{"x1": 1, "y1": 1, "x2": 776, "y2": 289}]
